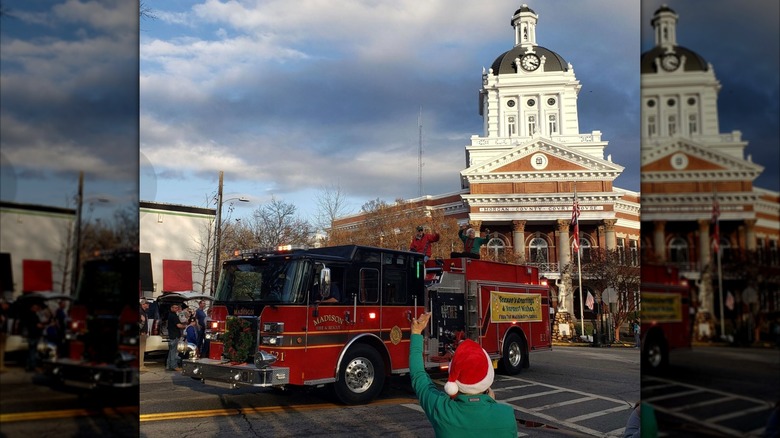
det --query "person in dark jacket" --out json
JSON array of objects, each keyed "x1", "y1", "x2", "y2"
[
  {"x1": 166, "y1": 304, "x2": 187, "y2": 371},
  {"x1": 410, "y1": 312, "x2": 517, "y2": 437},
  {"x1": 22, "y1": 303, "x2": 46, "y2": 371}
]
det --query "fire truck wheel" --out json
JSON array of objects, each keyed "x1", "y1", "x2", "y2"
[
  {"x1": 642, "y1": 336, "x2": 668, "y2": 372},
  {"x1": 500, "y1": 332, "x2": 525, "y2": 375},
  {"x1": 333, "y1": 344, "x2": 385, "y2": 405}
]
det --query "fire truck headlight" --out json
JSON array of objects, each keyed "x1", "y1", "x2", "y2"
[
  {"x1": 262, "y1": 336, "x2": 283, "y2": 346},
  {"x1": 254, "y1": 350, "x2": 277, "y2": 369},
  {"x1": 262, "y1": 322, "x2": 284, "y2": 333}
]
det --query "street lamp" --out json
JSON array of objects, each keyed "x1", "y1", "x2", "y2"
[{"x1": 211, "y1": 170, "x2": 248, "y2": 295}]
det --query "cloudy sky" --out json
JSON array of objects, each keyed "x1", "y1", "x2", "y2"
[
  {"x1": 641, "y1": 0, "x2": 779, "y2": 192},
  {"x1": 2, "y1": 1, "x2": 775, "y2": 228},
  {"x1": 139, "y1": 0, "x2": 641, "y2": 222},
  {"x1": 0, "y1": 0, "x2": 139, "y2": 220}
]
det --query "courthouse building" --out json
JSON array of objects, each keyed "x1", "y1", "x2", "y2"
[
  {"x1": 640, "y1": 5, "x2": 780, "y2": 340},
  {"x1": 334, "y1": 5, "x2": 641, "y2": 324}
]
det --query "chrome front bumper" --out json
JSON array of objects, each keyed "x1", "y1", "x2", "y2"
[{"x1": 182, "y1": 358, "x2": 290, "y2": 389}]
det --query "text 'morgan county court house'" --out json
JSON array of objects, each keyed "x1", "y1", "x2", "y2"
[
  {"x1": 335, "y1": 4, "x2": 641, "y2": 319},
  {"x1": 640, "y1": 5, "x2": 780, "y2": 336}
]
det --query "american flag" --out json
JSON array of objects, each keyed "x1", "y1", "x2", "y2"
[
  {"x1": 725, "y1": 291, "x2": 734, "y2": 311},
  {"x1": 571, "y1": 195, "x2": 580, "y2": 253},
  {"x1": 585, "y1": 291, "x2": 594, "y2": 310},
  {"x1": 712, "y1": 195, "x2": 720, "y2": 253}
]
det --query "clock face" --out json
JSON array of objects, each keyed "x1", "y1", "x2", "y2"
[
  {"x1": 661, "y1": 54, "x2": 680, "y2": 72},
  {"x1": 521, "y1": 53, "x2": 540, "y2": 71}
]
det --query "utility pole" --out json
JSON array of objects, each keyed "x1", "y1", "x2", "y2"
[
  {"x1": 70, "y1": 171, "x2": 84, "y2": 295},
  {"x1": 211, "y1": 171, "x2": 223, "y2": 295},
  {"x1": 418, "y1": 106, "x2": 423, "y2": 197}
]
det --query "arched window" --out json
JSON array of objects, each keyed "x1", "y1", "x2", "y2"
[
  {"x1": 529, "y1": 237, "x2": 549, "y2": 265},
  {"x1": 669, "y1": 237, "x2": 688, "y2": 264},
  {"x1": 718, "y1": 238, "x2": 732, "y2": 263},
  {"x1": 486, "y1": 237, "x2": 505, "y2": 260},
  {"x1": 548, "y1": 114, "x2": 557, "y2": 134},
  {"x1": 573, "y1": 237, "x2": 592, "y2": 263}
]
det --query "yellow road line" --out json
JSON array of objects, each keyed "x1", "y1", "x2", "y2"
[
  {"x1": 1, "y1": 406, "x2": 138, "y2": 423},
  {"x1": 139, "y1": 397, "x2": 417, "y2": 422}
]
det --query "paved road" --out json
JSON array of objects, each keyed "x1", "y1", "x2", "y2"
[
  {"x1": 138, "y1": 345, "x2": 639, "y2": 437},
  {"x1": 643, "y1": 345, "x2": 779, "y2": 437},
  {"x1": 0, "y1": 346, "x2": 640, "y2": 436}
]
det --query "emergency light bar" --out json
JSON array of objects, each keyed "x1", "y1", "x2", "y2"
[{"x1": 234, "y1": 245, "x2": 309, "y2": 258}]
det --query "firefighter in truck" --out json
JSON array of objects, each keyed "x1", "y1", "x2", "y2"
[{"x1": 182, "y1": 244, "x2": 551, "y2": 405}]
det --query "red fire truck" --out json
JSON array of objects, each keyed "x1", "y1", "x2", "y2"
[
  {"x1": 183, "y1": 245, "x2": 552, "y2": 404},
  {"x1": 43, "y1": 250, "x2": 140, "y2": 390},
  {"x1": 640, "y1": 264, "x2": 692, "y2": 372}
]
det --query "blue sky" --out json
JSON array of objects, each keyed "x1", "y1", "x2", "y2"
[
  {"x1": 1, "y1": 0, "x2": 139, "y2": 221},
  {"x1": 139, "y1": 0, "x2": 641, "y2": 223},
  {"x1": 2, "y1": 1, "x2": 776, "y2": 228},
  {"x1": 641, "y1": 0, "x2": 779, "y2": 192}
]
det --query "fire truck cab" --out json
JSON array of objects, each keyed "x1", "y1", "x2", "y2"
[
  {"x1": 43, "y1": 250, "x2": 140, "y2": 390},
  {"x1": 640, "y1": 264, "x2": 692, "y2": 372},
  {"x1": 183, "y1": 245, "x2": 551, "y2": 404}
]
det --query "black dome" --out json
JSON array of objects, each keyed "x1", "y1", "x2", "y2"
[
  {"x1": 640, "y1": 45, "x2": 709, "y2": 73},
  {"x1": 490, "y1": 46, "x2": 568, "y2": 76},
  {"x1": 512, "y1": 5, "x2": 536, "y2": 20}
]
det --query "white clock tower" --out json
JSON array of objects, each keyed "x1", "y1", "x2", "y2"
[{"x1": 460, "y1": 4, "x2": 638, "y2": 323}]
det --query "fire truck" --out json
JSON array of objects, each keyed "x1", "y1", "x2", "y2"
[
  {"x1": 640, "y1": 264, "x2": 692, "y2": 372},
  {"x1": 43, "y1": 249, "x2": 140, "y2": 390},
  {"x1": 182, "y1": 245, "x2": 552, "y2": 404}
]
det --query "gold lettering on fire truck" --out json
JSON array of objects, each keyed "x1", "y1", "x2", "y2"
[
  {"x1": 233, "y1": 308, "x2": 254, "y2": 316},
  {"x1": 490, "y1": 292, "x2": 542, "y2": 322},
  {"x1": 313, "y1": 314, "x2": 344, "y2": 330}
]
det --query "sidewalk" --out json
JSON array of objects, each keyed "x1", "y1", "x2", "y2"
[{"x1": 552, "y1": 339, "x2": 637, "y2": 348}]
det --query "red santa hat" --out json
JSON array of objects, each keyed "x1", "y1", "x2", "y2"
[{"x1": 444, "y1": 339, "x2": 494, "y2": 397}]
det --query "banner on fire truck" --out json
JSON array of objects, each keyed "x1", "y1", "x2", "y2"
[{"x1": 490, "y1": 292, "x2": 543, "y2": 322}]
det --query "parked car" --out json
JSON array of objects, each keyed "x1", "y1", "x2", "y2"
[
  {"x1": 143, "y1": 291, "x2": 212, "y2": 354},
  {"x1": 4, "y1": 292, "x2": 72, "y2": 363}
]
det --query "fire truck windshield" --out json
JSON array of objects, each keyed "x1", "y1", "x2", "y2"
[
  {"x1": 215, "y1": 259, "x2": 307, "y2": 303},
  {"x1": 75, "y1": 257, "x2": 138, "y2": 309}
]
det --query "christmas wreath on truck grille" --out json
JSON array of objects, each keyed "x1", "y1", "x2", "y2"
[{"x1": 223, "y1": 316, "x2": 254, "y2": 363}]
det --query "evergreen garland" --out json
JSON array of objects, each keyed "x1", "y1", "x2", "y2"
[{"x1": 223, "y1": 316, "x2": 254, "y2": 363}]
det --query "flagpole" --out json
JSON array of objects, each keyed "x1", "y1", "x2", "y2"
[
  {"x1": 714, "y1": 190, "x2": 725, "y2": 339},
  {"x1": 573, "y1": 183, "x2": 585, "y2": 338},
  {"x1": 577, "y1": 247, "x2": 584, "y2": 338},
  {"x1": 717, "y1": 243, "x2": 724, "y2": 339}
]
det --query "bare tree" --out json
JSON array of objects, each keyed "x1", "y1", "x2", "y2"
[
  {"x1": 140, "y1": 2, "x2": 157, "y2": 21},
  {"x1": 314, "y1": 183, "x2": 352, "y2": 241},
  {"x1": 225, "y1": 197, "x2": 315, "y2": 250},
  {"x1": 326, "y1": 197, "x2": 460, "y2": 258},
  {"x1": 580, "y1": 248, "x2": 640, "y2": 341}
]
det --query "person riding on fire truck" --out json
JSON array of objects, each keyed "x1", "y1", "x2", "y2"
[{"x1": 409, "y1": 225, "x2": 440, "y2": 262}]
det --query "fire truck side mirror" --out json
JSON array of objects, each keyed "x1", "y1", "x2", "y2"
[{"x1": 319, "y1": 267, "x2": 331, "y2": 299}]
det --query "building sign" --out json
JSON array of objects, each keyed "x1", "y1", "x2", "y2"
[
  {"x1": 643, "y1": 205, "x2": 744, "y2": 213},
  {"x1": 641, "y1": 292, "x2": 682, "y2": 323},
  {"x1": 490, "y1": 291, "x2": 543, "y2": 322},
  {"x1": 479, "y1": 205, "x2": 604, "y2": 213}
]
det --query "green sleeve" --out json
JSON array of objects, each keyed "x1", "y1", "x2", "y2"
[{"x1": 409, "y1": 334, "x2": 449, "y2": 415}]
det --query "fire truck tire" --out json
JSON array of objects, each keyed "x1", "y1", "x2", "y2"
[
  {"x1": 333, "y1": 344, "x2": 385, "y2": 405},
  {"x1": 500, "y1": 333, "x2": 525, "y2": 375},
  {"x1": 642, "y1": 335, "x2": 668, "y2": 372}
]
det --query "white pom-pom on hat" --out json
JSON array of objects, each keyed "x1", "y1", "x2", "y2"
[{"x1": 445, "y1": 339, "x2": 494, "y2": 396}]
